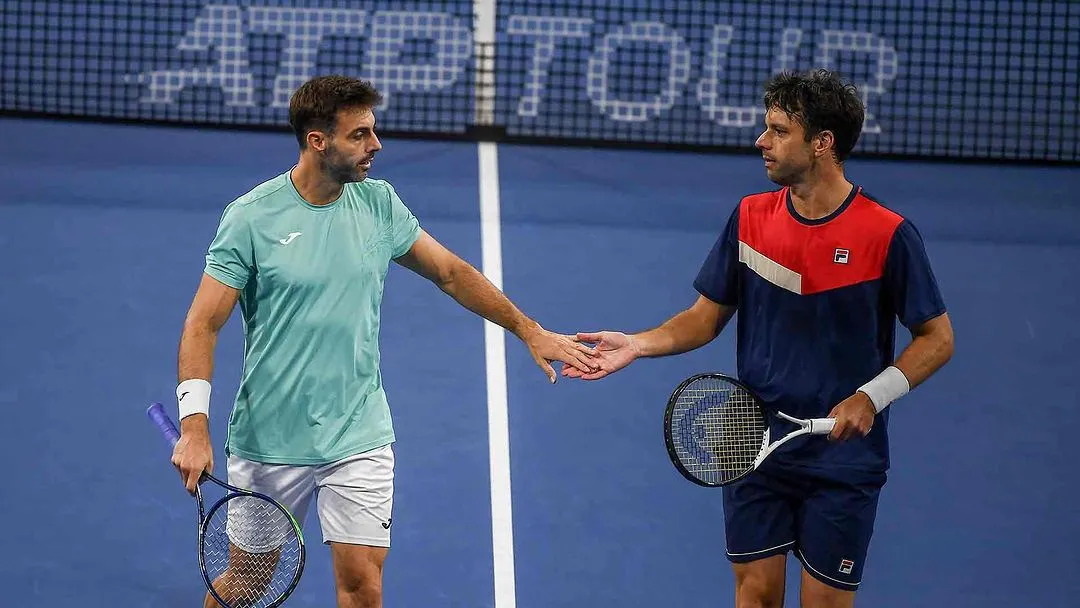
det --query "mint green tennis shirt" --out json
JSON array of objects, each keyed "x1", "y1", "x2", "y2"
[{"x1": 203, "y1": 169, "x2": 421, "y2": 465}]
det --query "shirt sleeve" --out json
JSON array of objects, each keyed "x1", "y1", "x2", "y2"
[
  {"x1": 204, "y1": 202, "x2": 255, "y2": 290},
  {"x1": 693, "y1": 204, "x2": 740, "y2": 306},
  {"x1": 385, "y1": 181, "x2": 421, "y2": 258},
  {"x1": 883, "y1": 219, "x2": 946, "y2": 329}
]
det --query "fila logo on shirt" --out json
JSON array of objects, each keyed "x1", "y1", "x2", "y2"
[
  {"x1": 833, "y1": 248, "x2": 850, "y2": 264},
  {"x1": 839, "y1": 558, "x2": 855, "y2": 574}
]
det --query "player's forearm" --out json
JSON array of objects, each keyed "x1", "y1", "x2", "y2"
[
  {"x1": 177, "y1": 321, "x2": 219, "y2": 433},
  {"x1": 633, "y1": 308, "x2": 721, "y2": 358},
  {"x1": 178, "y1": 321, "x2": 219, "y2": 383},
  {"x1": 892, "y1": 314, "x2": 954, "y2": 389},
  {"x1": 439, "y1": 261, "x2": 537, "y2": 339}
]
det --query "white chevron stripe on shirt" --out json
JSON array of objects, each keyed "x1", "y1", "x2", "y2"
[{"x1": 738, "y1": 241, "x2": 803, "y2": 295}]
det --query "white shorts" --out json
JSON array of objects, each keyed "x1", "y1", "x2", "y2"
[{"x1": 226, "y1": 444, "x2": 395, "y2": 548}]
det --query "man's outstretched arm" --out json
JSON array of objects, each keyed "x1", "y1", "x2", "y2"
[
  {"x1": 566, "y1": 295, "x2": 735, "y2": 381},
  {"x1": 394, "y1": 229, "x2": 597, "y2": 383}
]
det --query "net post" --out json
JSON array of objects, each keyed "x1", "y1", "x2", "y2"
[
  {"x1": 472, "y1": 0, "x2": 498, "y2": 134},
  {"x1": 470, "y1": 0, "x2": 506, "y2": 140}
]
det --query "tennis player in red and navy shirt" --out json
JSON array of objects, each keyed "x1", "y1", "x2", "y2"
[{"x1": 566, "y1": 69, "x2": 955, "y2": 607}]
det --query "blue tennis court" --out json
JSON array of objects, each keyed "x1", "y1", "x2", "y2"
[{"x1": 2, "y1": 114, "x2": 1078, "y2": 606}]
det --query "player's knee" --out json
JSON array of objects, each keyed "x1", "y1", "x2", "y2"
[
  {"x1": 333, "y1": 548, "x2": 386, "y2": 608},
  {"x1": 734, "y1": 566, "x2": 785, "y2": 608},
  {"x1": 799, "y1": 574, "x2": 855, "y2": 608},
  {"x1": 336, "y1": 564, "x2": 383, "y2": 608},
  {"x1": 208, "y1": 565, "x2": 274, "y2": 606},
  {"x1": 735, "y1": 583, "x2": 784, "y2": 608},
  {"x1": 338, "y1": 576, "x2": 382, "y2": 608}
]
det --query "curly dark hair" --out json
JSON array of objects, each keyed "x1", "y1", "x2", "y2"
[
  {"x1": 762, "y1": 69, "x2": 865, "y2": 162},
  {"x1": 288, "y1": 75, "x2": 384, "y2": 149}
]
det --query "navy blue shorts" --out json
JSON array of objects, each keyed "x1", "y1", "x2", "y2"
[{"x1": 722, "y1": 464, "x2": 886, "y2": 591}]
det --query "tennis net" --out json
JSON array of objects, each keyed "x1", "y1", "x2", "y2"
[{"x1": 2, "y1": 0, "x2": 1076, "y2": 162}]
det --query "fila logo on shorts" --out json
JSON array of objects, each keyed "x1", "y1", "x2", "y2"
[
  {"x1": 834, "y1": 248, "x2": 850, "y2": 264},
  {"x1": 839, "y1": 558, "x2": 855, "y2": 574}
]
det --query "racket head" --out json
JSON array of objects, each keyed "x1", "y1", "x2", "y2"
[
  {"x1": 663, "y1": 373, "x2": 768, "y2": 487},
  {"x1": 198, "y1": 483, "x2": 305, "y2": 608}
]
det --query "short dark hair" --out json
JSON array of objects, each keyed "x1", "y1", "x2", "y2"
[
  {"x1": 762, "y1": 69, "x2": 864, "y2": 162},
  {"x1": 288, "y1": 75, "x2": 383, "y2": 149}
]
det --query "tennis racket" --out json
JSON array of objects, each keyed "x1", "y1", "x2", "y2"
[
  {"x1": 147, "y1": 402, "x2": 305, "y2": 608},
  {"x1": 663, "y1": 373, "x2": 836, "y2": 487}
]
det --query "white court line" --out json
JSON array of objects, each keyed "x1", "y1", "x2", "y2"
[
  {"x1": 479, "y1": 140, "x2": 516, "y2": 608},
  {"x1": 474, "y1": 0, "x2": 514, "y2": 602}
]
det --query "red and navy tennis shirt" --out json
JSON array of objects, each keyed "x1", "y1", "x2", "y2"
[{"x1": 694, "y1": 185, "x2": 946, "y2": 474}]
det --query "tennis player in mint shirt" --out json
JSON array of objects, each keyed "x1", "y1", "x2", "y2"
[{"x1": 169, "y1": 75, "x2": 599, "y2": 608}]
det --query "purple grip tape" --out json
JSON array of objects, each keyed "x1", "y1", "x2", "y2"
[{"x1": 147, "y1": 402, "x2": 181, "y2": 448}]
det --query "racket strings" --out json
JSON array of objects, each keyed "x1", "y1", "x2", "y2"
[
  {"x1": 670, "y1": 378, "x2": 767, "y2": 484},
  {"x1": 202, "y1": 495, "x2": 302, "y2": 607}
]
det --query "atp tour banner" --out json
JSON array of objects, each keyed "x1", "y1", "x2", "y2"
[{"x1": 1, "y1": 1, "x2": 1076, "y2": 161}]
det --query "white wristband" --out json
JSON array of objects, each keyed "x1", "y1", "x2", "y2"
[
  {"x1": 177, "y1": 378, "x2": 211, "y2": 420},
  {"x1": 857, "y1": 366, "x2": 909, "y2": 414}
]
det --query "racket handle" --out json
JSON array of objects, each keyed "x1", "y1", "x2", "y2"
[
  {"x1": 147, "y1": 402, "x2": 181, "y2": 448},
  {"x1": 808, "y1": 418, "x2": 836, "y2": 435}
]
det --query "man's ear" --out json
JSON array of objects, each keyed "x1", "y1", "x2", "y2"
[
  {"x1": 306, "y1": 130, "x2": 329, "y2": 152},
  {"x1": 814, "y1": 130, "x2": 836, "y2": 159}
]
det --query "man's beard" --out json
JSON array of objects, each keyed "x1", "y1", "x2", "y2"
[
  {"x1": 767, "y1": 164, "x2": 799, "y2": 186},
  {"x1": 767, "y1": 155, "x2": 814, "y2": 186},
  {"x1": 321, "y1": 145, "x2": 364, "y2": 183}
]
